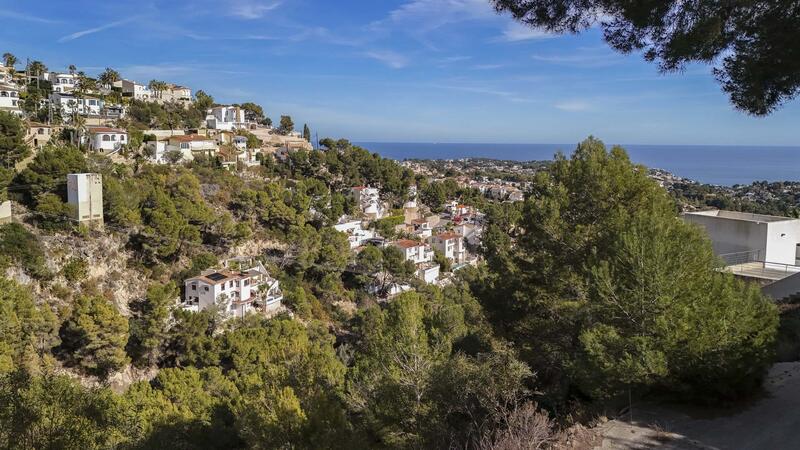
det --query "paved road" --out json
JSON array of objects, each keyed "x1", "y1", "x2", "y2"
[{"x1": 596, "y1": 362, "x2": 800, "y2": 449}]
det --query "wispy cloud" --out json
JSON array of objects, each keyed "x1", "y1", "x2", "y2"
[
  {"x1": 554, "y1": 100, "x2": 592, "y2": 112},
  {"x1": 363, "y1": 50, "x2": 409, "y2": 69},
  {"x1": 532, "y1": 50, "x2": 623, "y2": 68},
  {"x1": 499, "y1": 23, "x2": 554, "y2": 42},
  {"x1": 0, "y1": 10, "x2": 59, "y2": 24},
  {"x1": 379, "y1": 0, "x2": 493, "y2": 32},
  {"x1": 471, "y1": 64, "x2": 506, "y2": 70},
  {"x1": 59, "y1": 17, "x2": 140, "y2": 42},
  {"x1": 228, "y1": 0, "x2": 282, "y2": 19},
  {"x1": 119, "y1": 63, "x2": 251, "y2": 79}
]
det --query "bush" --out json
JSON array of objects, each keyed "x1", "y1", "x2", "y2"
[
  {"x1": 61, "y1": 257, "x2": 88, "y2": 283},
  {"x1": 0, "y1": 223, "x2": 50, "y2": 279}
]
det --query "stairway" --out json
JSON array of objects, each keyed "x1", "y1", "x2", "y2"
[{"x1": 762, "y1": 271, "x2": 800, "y2": 302}]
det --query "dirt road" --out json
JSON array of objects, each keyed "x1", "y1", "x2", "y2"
[{"x1": 595, "y1": 362, "x2": 800, "y2": 449}]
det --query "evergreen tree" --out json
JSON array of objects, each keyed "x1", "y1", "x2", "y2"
[
  {"x1": 0, "y1": 111, "x2": 30, "y2": 168},
  {"x1": 303, "y1": 123, "x2": 311, "y2": 142},
  {"x1": 127, "y1": 282, "x2": 177, "y2": 366},
  {"x1": 59, "y1": 296, "x2": 129, "y2": 377},
  {"x1": 278, "y1": 115, "x2": 294, "y2": 135},
  {"x1": 477, "y1": 137, "x2": 779, "y2": 402}
]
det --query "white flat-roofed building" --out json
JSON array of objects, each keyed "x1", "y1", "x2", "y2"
[
  {"x1": 114, "y1": 79, "x2": 152, "y2": 101},
  {"x1": 0, "y1": 83, "x2": 22, "y2": 116},
  {"x1": 166, "y1": 134, "x2": 218, "y2": 159},
  {"x1": 206, "y1": 106, "x2": 246, "y2": 130},
  {"x1": 67, "y1": 173, "x2": 103, "y2": 224},
  {"x1": 683, "y1": 209, "x2": 800, "y2": 266},
  {"x1": 87, "y1": 127, "x2": 127, "y2": 154},
  {"x1": 50, "y1": 93, "x2": 104, "y2": 117},
  {"x1": 430, "y1": 232, "x2": 466, "y2": 264}
]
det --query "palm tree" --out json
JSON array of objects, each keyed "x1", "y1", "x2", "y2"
[
  {"x1": 148, "y1": 80, "x2": 168, "y2": 100},
  {"x1": 68, "y1": 64, "x2": 77, "y2": 75},
  {"x1": 2, "y1": 52, "x2": 17, "y2": 68},
  {"x1": 98, "y1": 68, "x2": 121, "y2": 89},
  {"x1": 27, "y1": 60, "x2": 47, "y2": 89}
]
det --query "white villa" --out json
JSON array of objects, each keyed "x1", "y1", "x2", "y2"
[
  {"x1": 393, "y1": 239, "x2": 434, "y2": 264},
  {"x1": 351, "y1": 186, "x2": 386, "y2": 220},
  {"x1": 157, "y1": 84, "x2": 192, "y2": 104},
  {"x1": 87, "y1": 127, "x2": 127, "y2": 154},
  {"x1": 430, "y1": 232, "x2": 466, "y2": 264},
  {"x1": 183, "y1": 260, "x2": 283, "y2": 319},
  {"x1": 50, "y1": 93, "x2": 104, "y2": 117},
  {"x1": 46, "y1": 72, "x2": 79, "y2": 93},
  {"x1": 0, "y1": 83, "x2": 22, "y2": 116},
  {"x1": 206, "y1": 106, "x2": 247, "y2": 130},
  {"x1": 115, "y1": 79, "x2": 152, "y2": 101},
  {"x1": 334, "y1": 219, "x2": 377, "y2": 249}
]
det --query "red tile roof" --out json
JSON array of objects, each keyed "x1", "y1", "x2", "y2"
[{"x1": 394, "y1": 239, "x2": 424, "y2": 249}]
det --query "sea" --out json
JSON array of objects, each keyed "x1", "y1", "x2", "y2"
[{"x1": 356, "y1": 142, "x2": 800, "y2": 187}]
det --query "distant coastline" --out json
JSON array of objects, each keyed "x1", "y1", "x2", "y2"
[{"x1": 356, "y1": 142, "x2": 800, "y2": 186}]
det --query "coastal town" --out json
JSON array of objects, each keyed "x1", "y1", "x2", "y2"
[
  {"x1": 1, "y1": 0, "x2": 799, "y2": 445},
  {"x1": 0, "y1": 54, "x2": 535, "y2": 325}
]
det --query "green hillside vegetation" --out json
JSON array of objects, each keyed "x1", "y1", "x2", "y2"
[{"x1": 0, "y1": 134, "x2": 780, "y2": 449}]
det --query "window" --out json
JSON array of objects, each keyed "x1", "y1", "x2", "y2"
[
  {"x1": 38, "y1": 128, "x2": 44, "y2": 135},
  {"x1": 0, "y1": 92, "x2": 6, "y2": 97},
  {"x1": 191, "y1": 285, "x2": 197, "y2": 291},
  {"x1": 111, "y1": 135, "x2": 117, "y2": 141},
  {"x1": 102, "y1": 135, "x2": 111, "y2": 142},
  {"x1": 204, "y1": 286, "x2": 209, "y2": 292},
  {"x1": 181, "y1": 143, "x2": 189, "y2": 149},
  {"x1": 120, "y1": 135, "x2": 125, "y2": 141}
]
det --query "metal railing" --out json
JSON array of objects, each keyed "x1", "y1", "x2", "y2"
[{"x1": 719, "y1": 250, "x2": 800, "y2": 279}]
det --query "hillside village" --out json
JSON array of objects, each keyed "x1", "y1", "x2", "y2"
[
  {"x1": 0, "y1": 54, "x2": 531, "y2": 360},
  {"x1": 1, "y1": 52, "x2": 798, "y2": 449}
]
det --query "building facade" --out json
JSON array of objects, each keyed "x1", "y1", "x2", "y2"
[
  {"x1": 67, "y1": 173, "x2": 103, "y2": 224},
  {"x1": 87, "y1": 127, "x2": 128, "y2": 154},
  {"x1": 683, "y1": 210, "x2": 800, "y2": 266},
  {"x1": 183, "y1": 260, "x2": 283, "y2": 319},
  {"x1": 430, "y1": 232, "x2": 466, "y2": 264}
]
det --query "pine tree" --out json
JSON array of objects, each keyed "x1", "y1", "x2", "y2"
[
  {"x1": 0, "y1": 111, "x2": 30, "y2": 168},
  {"x1": 303, "y1": 123, "x2": 311, "y2": 142},
  {"x1": 59, "y1": 296, "x2": 129, "y2": 377}
]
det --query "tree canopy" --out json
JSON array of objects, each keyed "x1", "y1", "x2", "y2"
[
  {"x1": 476, "y1": 137, "x2": 779, "y2": 402},
  {"x1": 492, "y1": 0, "x2": 800, "y2": 115}
]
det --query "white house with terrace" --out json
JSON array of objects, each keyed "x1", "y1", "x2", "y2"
[
  {"x1": 46, "y1": 72, "x2": 79, "y2": 93},
  {"x1": 87, "y1": 127, "x2": 128, "y2": 154},
  {"x1": 0, "y1": 83, "x2": 22, "y2": 116},
  {"x1": 114, "y1": 79, "x2": 152, "y2": 101},
  {"x1": 206, "y1": 106, "x2": 247, "y2": 131},
  {"x1": 183, "y1": 260, "x2": 283, "y2": 319},
  {"x1": 50, "y1": 93, "x2": 104, "y2": 117}
]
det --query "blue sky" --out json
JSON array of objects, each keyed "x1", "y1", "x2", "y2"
[{"x1": 1, "y1": 0, "x2": 798, "y2": 145}]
